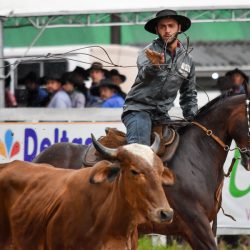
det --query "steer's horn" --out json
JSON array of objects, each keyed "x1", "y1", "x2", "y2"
[
  {"x1": 151, "y1": 132, "x2": 161, "y2": 154},
  {"x1": 91, "y1": 133, "x2": 118, "y2": 159}
]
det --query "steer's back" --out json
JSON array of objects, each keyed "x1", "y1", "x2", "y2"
[
  {"x1": 0, "y1": 160, "x2": 71, "y2": 206},
  {"x1": 0, "y1": 160, "x2": 75, "y2": 249}
]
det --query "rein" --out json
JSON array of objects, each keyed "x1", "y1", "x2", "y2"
[
  {"x1": 191, "y1": 121, "x2": 238, "y2": 221},
  {"x1": 191, "y1": 121, "x2": 242, "y2": 177},
  {"x1": 191, "y1": 121, "x2": 229, "y2": 151},
  {"x1": 191, "y1": 121, "x2": 249, "y2": 153}
]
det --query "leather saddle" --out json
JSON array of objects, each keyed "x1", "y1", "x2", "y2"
[
  {"x1": 82, "y1": 126, "x2": 180, "y2": 166},
  {"x1": 82, "y1": 128, "x2": 126, "y2": 166}
]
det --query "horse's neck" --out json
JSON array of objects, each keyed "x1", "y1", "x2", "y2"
[
  {"x1": 196, "y1": 112, "x2": 232, "y2": 147},
  {"x1": 173, "y1": 112, "x2": 232, "y2": 181}
]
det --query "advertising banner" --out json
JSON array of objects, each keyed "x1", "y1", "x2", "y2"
[
  {"x1": 0, "y1": 122, "x2": 125, "y2": 162},
  {"x1": 0, "y1": 122, "x2": 249, "y2": 233},
  {"x1": 218, "y1": 149, "x2": 250, "y2": 231}
]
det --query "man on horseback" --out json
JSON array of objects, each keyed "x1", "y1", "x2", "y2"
[{"x1": 122, "y1": 9, "x2": 198, "y2": 145}]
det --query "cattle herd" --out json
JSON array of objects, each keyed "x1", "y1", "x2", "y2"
[{"x1": 0, "y1": 133, "x2": 175, "y2": 250}]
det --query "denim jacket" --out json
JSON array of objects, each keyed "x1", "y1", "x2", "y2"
[{"x1": 123, "y1": 38, "x2": 198, "y2": 124}]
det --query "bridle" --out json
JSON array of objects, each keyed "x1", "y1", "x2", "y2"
[
  {"x1": 191, "y1": 85, "x2": 250, "y2": 176},
  {"x1": 191, "y1": 121, "x2": 249, "y2": 153},
  {"x1": 191, "y1": 120, "x2": 248, "y2": 177},
  {"x1": 193, "y1": 81, "x2": 250, "y2": 152},
  {"x1": 244, "y1": 81, "x2": 250, "y2": 138},
  {"x1": 246, "y1": 99, "x2": 250, "y2": 137}
]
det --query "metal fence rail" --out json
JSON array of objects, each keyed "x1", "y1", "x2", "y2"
[
  {"x1": 0, "y1": 107, "x2": 183, "y2": 122},
  {"x1": 0, "y1": 108, "x2": 123, "y2": 122}
]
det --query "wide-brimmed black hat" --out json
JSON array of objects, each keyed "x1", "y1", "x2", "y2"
[
  {"x1": 98, "y1": 79, "x2": 122, "y2": 93},
  {"x1": 109, "y1": 69, "x2": 126, "y2": 83},
  {"x1": 86, "y1": 62, "x2": 110, "y2": 78},
  {"x1": 225, "y1": 68, "x2": 249, "y2": 83},
  {"x1": 73, "y1": 66, "x2": 89, "y2": 80},
  {"x1": 60, "y1": 72, "x2": 80, "y2": 86},
  {"x1": 144, "y1": 9, "x2": 191, "y2": 34}
]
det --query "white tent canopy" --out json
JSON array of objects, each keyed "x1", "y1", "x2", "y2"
[{"x1": 1, "y1": 0, "x2": 250, "y2": 17}]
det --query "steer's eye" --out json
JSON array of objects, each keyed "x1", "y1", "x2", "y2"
[{"x1": 130, "y1": 169, "x2": 139, "y2": 176}]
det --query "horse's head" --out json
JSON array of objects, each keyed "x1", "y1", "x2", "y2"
[{"x1": 227, "y1": 94, "x2": 250, "y2": 171}]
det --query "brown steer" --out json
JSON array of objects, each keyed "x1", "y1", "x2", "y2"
[{"x1": 0, "y1": 134, "x2": 174, "y2": 250}]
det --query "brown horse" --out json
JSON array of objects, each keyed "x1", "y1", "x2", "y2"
[{"x1": 34, "y1": 94, "x2": 250, "y2": 249}]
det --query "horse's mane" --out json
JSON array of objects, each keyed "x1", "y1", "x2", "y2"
[
  {"x1": 177, "y1": 94, "x2": 245, "y2": 134},
  {"x1": 195, "y1": 94, "x2": 226, "y2": 117},
  {"x1": 196, "y1": 93, "x2": 246, "y2": 118}
]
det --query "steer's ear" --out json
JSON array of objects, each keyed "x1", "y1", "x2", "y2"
[
  {"x1": 89, "y1": 161, "x2": 120, "y2": 184},
  {"x1": 162, "y1": 167, "x2": 175, "y2": 186}
]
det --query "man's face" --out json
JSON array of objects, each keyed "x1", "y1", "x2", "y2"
[
  {"x1": 231, "y1": 73, "x2": 245, "y2": 86},
  {"x1": 156, "y1": 18, "x2": 181, "y2": 44},
  {"x1": 90, "y1": 69, "x2": 104, "y2": 84},
  {"x1": 111, "y1": 75, "x2": 123, "y2": 85},
  {"x1": 100, "y1": 87, "x2": 115, "y2": 100},
  {"x1": 62, "y1": 82, "x2": 74, "y2": 93},
  {"x1": 46, "y1": 80, "x2": 61, "y2": 94}
]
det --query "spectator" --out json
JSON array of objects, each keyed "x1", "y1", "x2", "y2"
[
  {"x1": 72, "y1": 66, "x2": 89, "y2": 99},
  {"x1": 61, "y1": 72, "x2": 86, "y2": 108},
  {"x1": 110, "y1": 69, "x2": 126, "y2": 85},
  {"x1": 5, "y1": 86, "x2": 17, "y2": 108},
  {"x1": 98, "y1": 79, "x2": 124, "y2": 108},
  {"x1": 217, "y1": 76, "x2": 234, "y2": 94},
  {"x1": 46, "y1": 75, "x2": 72, "y2": 108},
  {"x1": 109, "y1": 69, "x2": 127, "y2": 99},
  {"x1": 23, "y1": 72, "x2": 48, "y2": 107},
  {"x1": 225, "y1": 68, "x2": 249, "y2": 95},
  {"x1": 4, "y1": 61, "x2": 17, "y2": 107},
  {"x1": 87, "y1": 62, "x2": 109, "y2": 97}
]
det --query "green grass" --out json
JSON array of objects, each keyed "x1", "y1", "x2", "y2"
[
  {"x1": 138, "y1": 236, "x2": 250, "y2": 250},
  {"x1": 138, "y1": 237, "x2": 191, "y2": 250}
]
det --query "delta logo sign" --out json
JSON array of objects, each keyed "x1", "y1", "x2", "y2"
[
  {"x1": 0, "y1": 130, "x2": 20, "y2": 159},
  {"x1": 0, "y1": 127, "x2": 92, "y2": 162}
]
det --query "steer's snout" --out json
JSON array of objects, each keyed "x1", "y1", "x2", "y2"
[
  {"x1": 149, "y1": 208, "x2": 174, "y2": 224},
  {"x1": 159, "y1": 208, "x2": 174, "y2": 223}
]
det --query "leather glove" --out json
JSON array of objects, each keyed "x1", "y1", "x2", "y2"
[{"x1": 145, "y1": 49, "x2": 164, "y2": 66}]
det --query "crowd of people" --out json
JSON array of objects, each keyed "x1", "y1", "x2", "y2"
[
  {"x1": 5, "y1": 62, "x2": 127, "y2": 108},
  {"x1": 4, "y1": 61, "x2": 249, "y2": 109}
]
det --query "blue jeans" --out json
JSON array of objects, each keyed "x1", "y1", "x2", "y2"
[{"x1": 122, "y1": 111, "x2": 152, "y2": 145}]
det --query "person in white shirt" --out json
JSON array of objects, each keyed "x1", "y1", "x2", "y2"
[
  {"x1": 61, "y1": 72, "x2": 86, "y2": 108},
  {"x1": 46, "y1": 76, "x2": 72, "y2": 108}
]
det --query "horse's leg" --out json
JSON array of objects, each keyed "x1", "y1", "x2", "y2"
[{"x1": 180, "y1": 209, "x2": 217, "y2": 250}]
